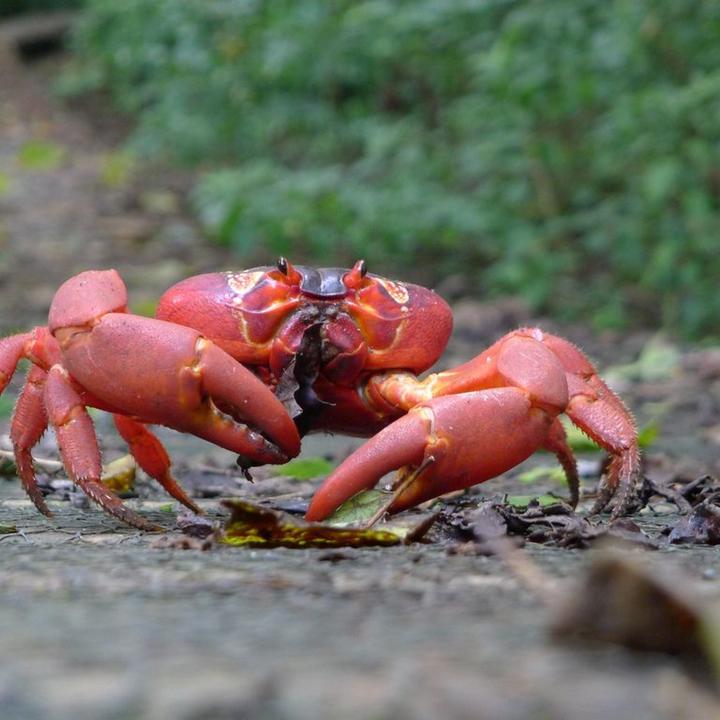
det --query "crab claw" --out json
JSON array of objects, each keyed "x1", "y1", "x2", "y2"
[
  {"x1": 306, "y1": 387, "x2": 554, "y2": 522},
  {"x1": 56, "y1": 312, "x2": 301, "y2": 464}
]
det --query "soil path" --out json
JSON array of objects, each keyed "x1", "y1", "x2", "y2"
[
  {"x1": 2, "y1": 15, "x2": 720, "y2": 720},
  {"x1": 0, "y1": 13, "x2": 230, "y2": 334}
]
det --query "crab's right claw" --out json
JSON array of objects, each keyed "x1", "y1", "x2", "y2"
[{"x1": 306, "y1": 388, "x2": 554, "y2": 522}]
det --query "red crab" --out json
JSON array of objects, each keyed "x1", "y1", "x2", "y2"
[{"x1": 0, "y1": 260, "x2": 639, "y2": 530}]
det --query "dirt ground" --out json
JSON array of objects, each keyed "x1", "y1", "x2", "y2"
[{"x1": 2, "y1": 15, "x2": 720, "y2": 720}]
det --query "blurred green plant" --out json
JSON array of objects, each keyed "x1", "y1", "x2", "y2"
[
  {"x1": 0, "y1": 396, "x2": 15, "y2": 420},
  {"x1": 274, "y1": 457, "x2": 334, "y2": 481},
  {"x1": 18, "y1": 140, "x2": 67, "y2": 171},
  {"x1": 62, "y1": 0, "x2": 720, "y2": 338},
  {"x1": 0, "y1": 0, "x2": 83, "y2": 18},
  {"x1": 0, "y1": 171, "x2": 11, "y2": 196},
  {"x1": 99, "y1": 150, "x2": 136, "y2": 188}
]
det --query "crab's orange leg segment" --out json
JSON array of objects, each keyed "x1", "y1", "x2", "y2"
[
  {"x1": 539, "y1": 334, "x2": 639, "y2": 513},
  {"x1": 0, "y1": 328, "x2": 62, "y2": 388},
  {"x1": 0, "y1": 333, "x2": 32, "y2": 393},
  {"x1": 543, "y1": 418, "x2": 579, "y2": 508},
  {"x1": 10, "y1": 365, "x2": 51, "y2": 515},
  {"x1": 112, "y1": 415, "x2": 202, "y2": 514},
  {"x1": 44, "y1": 365, "x2": 162, "y2": 531}
]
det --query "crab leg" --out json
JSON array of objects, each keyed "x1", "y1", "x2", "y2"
[
  {"x1": 44, "y1": 365, "x2": 162, "y2": 531},
  {"x1": 113, "y1": 414, "x2": 201, "y2": 513},
  {"x1": 308, "y1": 328, "x2": 638, "y2": 522},
  {"x1": 543, "y1": 418, "x2": 579, "y2": 509},
  {"x1": 10, "y1": 365, "x2": 51, "y2": 515},
  {"x1": 0, "y1": 332, "x2": 33, "y2": 393},
  {"x1": 539, "y1": 333, "x2": 639, "y2": 514},
  {"x1": 0, "y1": 328, "x2": 61, "y2": 391}
]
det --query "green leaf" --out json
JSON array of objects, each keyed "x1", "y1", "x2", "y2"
[
  {"x1": 325, "y1": 490, "x2": 387, "y2": 527},
  {"x1": 18, "y1": 140, "x2": 66, "y2": 171},
  {"x1": 0, "y1": 523, "x2": 17, "y2": 535},
  {"x1": 506, "y1": 494, "x2": 559, "y2": 509},
  {"x1": 274, "y1": 457, "x2": 334, "y2": 480},
  {"x1": 638, "y1": 422, "x2": 659, "y2": 449},
  {"x1": 517, "y1": 465, "x2": 567, "y2": 485},
  {"x1": 562, "y1": 419, "x2": 602, "y2": 452}
]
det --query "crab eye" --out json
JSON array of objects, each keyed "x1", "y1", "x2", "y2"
[
  {"x1": 344, "y1": 259, "x2": 368, "y2": 290},
  {"x1": 276, "y1": 257, "x2": 289, "y2": 275}
]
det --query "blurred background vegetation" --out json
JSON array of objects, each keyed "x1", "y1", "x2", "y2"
[{"x1": 9, "y1": 0, "x2": 720, "y2": 339}]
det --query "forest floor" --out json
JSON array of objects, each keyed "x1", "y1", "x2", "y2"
[{"x1": 2, "y1": 15, "x2": 720, "y2": 720}]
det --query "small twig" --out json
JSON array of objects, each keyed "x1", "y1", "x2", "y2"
[
  {"x1": 362, "y1": 455, "x2": 436, "y2": 530},
  {"x1": 0, "y1": 449, "x2": 63, "y2": 471}
]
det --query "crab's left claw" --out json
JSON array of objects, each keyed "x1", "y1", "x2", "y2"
[{"x1": 306, "y1": 388, "x2": 555, "y2": 522}]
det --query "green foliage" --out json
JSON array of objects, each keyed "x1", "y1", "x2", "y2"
[
  {"x1": 0, "y1": 171, "x2": 11, "y2": 196},
  {"x1": 0, "y1": 396, "x2": 15, "y2": 420},
  {"x1": 0, "y1": 0, "x2": 83, "y2": 18},
  {"x1": 65, "y1": 0, "x2": 720, "y2": 338},
  {"x1": 274, "y1": 457, "x2": 334, "y2": 481},
  {"x1": 18, "y1": 140, "x2": 67, "y2": 171}
]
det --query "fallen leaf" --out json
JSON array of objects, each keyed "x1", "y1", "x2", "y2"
[
  {"x1": 470, "y1": 504, "x2": 508, "y2": 542},
  {"x1": 101, "y1": 455, "x2": 136, "y2": 494},
  {"x1": 668, "y1": 501, "x2": 720, "y2": 545},
  {"x1": 220, "y1": 499, "x2": 402, "y2": 548},
  {"x1": 441, "y1": 499, "x2": 659, "y2": 549},
  {"x1": 177, "y1": 511, "x2": 216, "y2": 538},
  {"x1": 325, "y1": 490, "x2": 387, "y2": 527},
  {"x1": 605, "y1": 518, "x2": 660, "y2": 549},
  {"x1": 505, "y1": 494, "x2": 559, "y2": 509},
  {"x1": 553, "y1": 553, "x2": 720, "y2": 686}
]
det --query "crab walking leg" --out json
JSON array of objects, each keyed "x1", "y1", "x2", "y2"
[
  {"x1": 306, "y1": 388, "x2": 555, "y2": 522},
  {"x1": 542, "y1": 418, "x2": 579, "y2": 508},
  {"x1": 0, "y1": 328, "x2": 62, "y2": 393},
  {"x1": 44, "y1": 366, "x2": 162, "y2": 531},
  {"x1": 566, "y1": 394, "x2": 639, "y2": 518},
  {"x1": 0, "y1": 332, "x2": 34, "y2": 393},
  {"x1": 112, "y1": 414, "x2": 201, "y2": 513},
  {"x1": 540, "y1": 333, "x2": 639, "y2": 518},
  {"x1": 10, "y1": 365, "x2": 51, "y2": 515}
]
